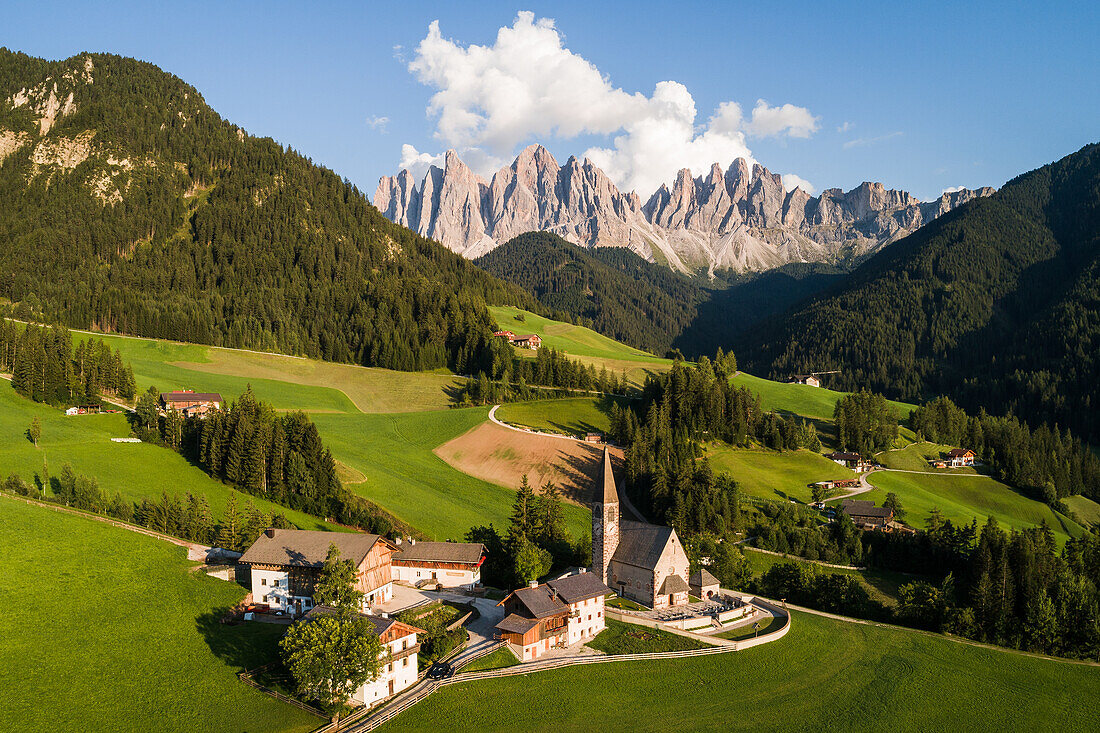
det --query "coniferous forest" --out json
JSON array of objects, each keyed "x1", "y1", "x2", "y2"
[
  {"x1": 0, "y1": 50, "x2": 536, "y2": 374},
  {"x1": 742, "y1": 142, "x2": 1100, "y2": 441}
]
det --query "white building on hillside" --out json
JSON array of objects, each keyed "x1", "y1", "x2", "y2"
[{"x1": 390, "y1": 540, "x2": 485, "y2": 589}]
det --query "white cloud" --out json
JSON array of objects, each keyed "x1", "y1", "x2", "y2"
[
  {"x1": 781, "y1": 173, "x2": 816, "y2": 195},
  {"x1": 366, "y1": 115, "x2": 389, "y2": 132},
  {"x1": 837, "y1": 121, "x2": 853, "y2": 133},
  {"x1": 401, "y1": 12, "x2": 819, "y2": 194},
  {"x1": 941, "y1": 185, "x2": 966, "y2": 194},
  {"x1": 743, "y1": 100, "x2": 819, "y2": 139},
  {"x1": 398, "y1": 144, "x2": 445, "y2": 181},
  {"x1": 843, "y1": 131, "x2": 903, "y2": 149}
]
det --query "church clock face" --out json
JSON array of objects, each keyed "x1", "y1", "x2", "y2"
[{"x1": 668, "y1": 566, "x2": 674, "y2": 573}]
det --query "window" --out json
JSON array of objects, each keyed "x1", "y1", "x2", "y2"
[
  {"x1": 262, "y1": 595, "x2": 268, "y2": 603},
  {"x1": 274, "y1": 579, "x2": 280, "y2": 587},
  {"x1": 261, "y1": 578, "x2": 267, "y2": 586},
  {"x1": 402, "y1": 639, "x2": 407, "y2": 650},
  {"x1": 403, "y1": 657, "x2": 409, "y2": 667}
]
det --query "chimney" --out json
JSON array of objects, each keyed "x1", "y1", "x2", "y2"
[
  {"x1": 410, "y1": 538, "x2": 416, "y2": 545},
  {"x1": 265, "y1": 528, "x2": 276, "y2": 538},
  {"x1": 528, "y1": 580, "x2": 539, "y2": 588},
  {"x1": 394, "y1": 537, "x2": 402, "y2": 546},
  {"x1": 381, "y1": 612, "x2": 389, "y2": 619}
]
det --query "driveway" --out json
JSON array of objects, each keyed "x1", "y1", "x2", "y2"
[{"x1": 423, "y1": 591, "x2": 507, "y2": 668}]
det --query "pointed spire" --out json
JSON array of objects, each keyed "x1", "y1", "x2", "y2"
[{"x1": 598, "y1": 446, "x2": 618, "y2": 505}]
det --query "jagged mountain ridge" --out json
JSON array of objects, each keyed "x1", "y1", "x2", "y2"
[{"x1": 375, "y1": 144, "x2": 994, "y2": 274}]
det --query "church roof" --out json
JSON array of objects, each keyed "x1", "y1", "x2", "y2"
[
  {"x1": 612, "y1": 521, "x2": 677, "y2": 571},
  {"x1": 690, "y1": 568, "x2": 719, "y2": 587},
  {"x1": 597, "y1": 446, "x2": 618, "y2": 505},
  {"x1": 658, "y1": 574, "x2": 690, "y2": 595}
]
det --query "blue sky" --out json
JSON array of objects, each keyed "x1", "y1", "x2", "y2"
[{"x1": 2, "y1": 1, "x2": 1097, "y2": 201}]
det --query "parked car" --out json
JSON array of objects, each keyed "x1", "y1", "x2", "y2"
[{"x1": 427, "y1": 663, "x2": 453, "y2": 680}]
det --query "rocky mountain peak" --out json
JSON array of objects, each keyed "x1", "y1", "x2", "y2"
[{"x1": 375, "y1": 148, "x2": 993, "y2": 274}]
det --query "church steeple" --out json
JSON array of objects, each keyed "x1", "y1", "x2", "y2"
[{"x1": 592, "y1": 446, "x2": 620, "y2": 586}]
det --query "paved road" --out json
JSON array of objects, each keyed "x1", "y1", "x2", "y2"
[{"x1": 422, "y1": 591, "x2": 506, "y2": 669}]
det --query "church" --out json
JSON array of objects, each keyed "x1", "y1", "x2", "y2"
[{"x1": 592, "y1": 447, "x2": 691, "y2": 609}]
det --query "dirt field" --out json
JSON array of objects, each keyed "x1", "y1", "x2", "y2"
[{"x1": 434, "y1": 420, "x2": 624, "y2": 505}]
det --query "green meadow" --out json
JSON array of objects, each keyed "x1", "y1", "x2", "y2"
[
  {"x1": 0, "y1": 497, "x2": 319, "y2": 733},
  {"x1": 310, "y1": 408, "x2": 591, "y2": 542},
  {"x1": 705, "y1": 444, "x2": 855, "y2": 503},
  {"x1": 742, "y1": 547, "x2": 910, "y2": 607},
  {"x1": 1064, "y1": 494, "x2": 1100, "y2": 527},
  {"x1": 378, "y1": 609, "x2": 1100, "y2": 732},
  {"x1": 0, "y1": 384, "x2": 335, "y2": 529},
  {"x1": 730, "y1": 371, "x2": 916, "y2": 423},
  {"x1": 877, "y1": 441, "x2": 978, "y2": 473},
  {"x1": 861, "y1": 471, "x2": 1084, "y2": 544},
  {"x1": 494, "y1": 395, "x2": 629, "y2": 437}
]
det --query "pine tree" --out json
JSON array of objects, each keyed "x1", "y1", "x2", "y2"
[{"x1": 217, "y1": 493, "x2": 243, "y2": 551}]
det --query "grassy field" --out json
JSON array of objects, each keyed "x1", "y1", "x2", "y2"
[
  {"x1": 93, "y1": 330, "x2": 460, "y2": 413},
  {"x1": 459, "y1": 647, "x2": 520, "y2": 673},
  {"x1": 706, "y1": 444, "x2": 855, "y2": 503},
  {"x1": 310, "y1": 408, "x2": 591, "y2": 541},
  {"x1": 489, "y1": 306, "x2": 675, "y2": 386},
  {"x1": 0, "y1": 384, "x2": 335, "y2": 530},
  {"x1": 861, "y1": 471, "x2": 1084, "y2": 545},
  {"x1": 877, "y1": 442, "x2": 978, "y2": 473},
  {"x1": 730, "y1": 372, "x2": 916, "y2": 423},
  {"x1": 1064, "y1": 495, "x2": 1100, "y2": 527},
  {"x1": 379, "y1": 609, "x2": 1100, "y2": 732},
  {"x1": 585, "y1": 618, "x2": 708, "y2": 654},
  {"x1": 715, "y1": 615, "x2": 778, "y2": 641},
  {"x1": 742, "y1": 547, "x2": 911, "y2": 607},
  {"x1": 494, "y1": 395, "x2": 629, "y2": 436},
  {"x1": 0, "y1": 496, "x2": 319, "y2": 733}
]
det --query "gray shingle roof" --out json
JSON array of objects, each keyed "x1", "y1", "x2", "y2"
[
  {"x1": 612, "y1": 521, "x2": 676, "y2": 571},
  {"x1": 511, "y1": 585, "x2": 569, "y2": 618},
  {"x1": 160, "y1": 392, "x2": 222, "y2": 402},
  {"x1": 545, "y1": 572, "x2": 610, "y2": 604},
  {"x1": 238, "y1": 529, "x2": 384, "y2": 568},
  {"x1": 392, "y1": 542, "x2": 484, "y2": 565},
  {"x1": 658, "y1": 574, "x2": 690, "y2": 595},
  {"x1": 689, "y1": 568, "x2": 719, "y2": 587},
  {"x1": 597, "y1": 446, "x2": 618, "y2": 505},
  {"x1": 496, "y1": 613, "x2": 540, "y2": 635}
]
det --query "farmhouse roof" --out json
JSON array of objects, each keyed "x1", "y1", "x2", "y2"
[
  {"x1": 658, "y1": 574, "x2": 690, "y2": 595},
  {"x1": 496, "y1": 613, "x2": 540, "y2": 635},
  {"x1": 238, "y1": 529, "x2": 388, "y2": 568},
  {"x1": 160, "y1": 391, "x2": 222, "y2": 403},
  {"x1": 511, "y1": 585, "x2": 570, "y2": 619},
  {"x1": 598, "y1": 446, "x2": 619, "y2": 505},
  {"x1": 827, "y1": 452, "x2": 862, "y2": 461},
  {"x1": 946, "y1": 448, "x2": 974, "y2": 458},
  {"x1": 690, "y1": 568, "x2": 719, "y2": 587},
  {"x1": 840, "y1": 501, "x2": 892, "y2": 519},
  {"x1": 304, "y1": 605, "x2": 424, "y2": 637},
  {"x1": 613, "y1": 521, "x2": 676, "y2": 571},
  {"x1": 392, "y1": 541, "x2": 485, "y2": 565},
  {"x1": 545, "y1": 572, "x2": 610, "y2": 604}
]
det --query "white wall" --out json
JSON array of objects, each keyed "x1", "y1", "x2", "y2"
[
  {"x1": 250, "y1": 567, "x2": 314, "y2": 614},
  {"x1": 355, "y1": 632, "x2": 418, "y2": 706},
  {"x1": 392, "y1": 564, "x2": 480, "y2": 588},
  {"x1": 565, "y1": 596, "x2": 606, "y2": 646}
]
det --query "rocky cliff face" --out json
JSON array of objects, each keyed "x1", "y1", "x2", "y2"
[{"x1": 375, "y1": 145, "x2": 994, "y2": 274}]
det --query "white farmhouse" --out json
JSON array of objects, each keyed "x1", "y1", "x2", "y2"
[
  {"x1": 238, "y1": 528, "x2": 396, "y2": 616},
  {"x1": 390, "y1": 540, "x2": 486, "y2": 589}
]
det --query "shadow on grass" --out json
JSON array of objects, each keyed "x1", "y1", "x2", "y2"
[{"x1": 196, "y1": 609, "x2": 289, "y2": 673}]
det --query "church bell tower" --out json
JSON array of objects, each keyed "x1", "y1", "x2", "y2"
[{"x1": 592, "y1": 446, "x2": 620, "y2": 585}]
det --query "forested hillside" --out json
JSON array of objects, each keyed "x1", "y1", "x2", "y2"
[
  {"x1": 476, "y1": 232, "x2": 843, "y2": 356},
  {"x1": 742, "y1": 143, "x2": 1100, "y2": 440},
  {"x1": 475, "y1": 232, "x2": 705, "y2": 354},
  {"x1": 0, "y1": 49, "x2": 537, "y2": 373}
]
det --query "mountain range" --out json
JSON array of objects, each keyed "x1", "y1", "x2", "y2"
[{"x1": 375, "y1": 144, "x2": 993, "y2": 274}]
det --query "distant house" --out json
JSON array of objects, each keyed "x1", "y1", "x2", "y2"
[
  {"x1": 689, "y1": 568, "x2": 720, "y2": 600},
  {"x1": 840, "y1": 499, "x2": 894, "y2": 530},
  {"x1": 304, "y1": 606, "x2": 423, "y2": 706},
  {"x1": 239, "y1": 529, "x2": 397, "y2": 616},
  {"x1": 584, "y1": 432, "x2": 602, "y2": 444},
  {"x1": 390, "y1": 540, "x2": 486, "y2": 589},
  {"x1": 158, "y1": 390, "x2": 222, "y2": 418},
  {"x1": 945, "y1": 448, "x2": 976, "y2": 468},
  {"x1": 495, "y1": 571, "x2": 610, "y2": 661},
  {"x1": 511, "y1": 334, "x2": 542, "y2": 350},
  {"x1": 788, "y1": 375, "x2": 821, "y2": 388},
  {"x1": 494, "y1": 330, "x2": 542, "y2": 350},
  {"x1": 826, "y1": 452, "x2": 873, "y2": 472}
]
